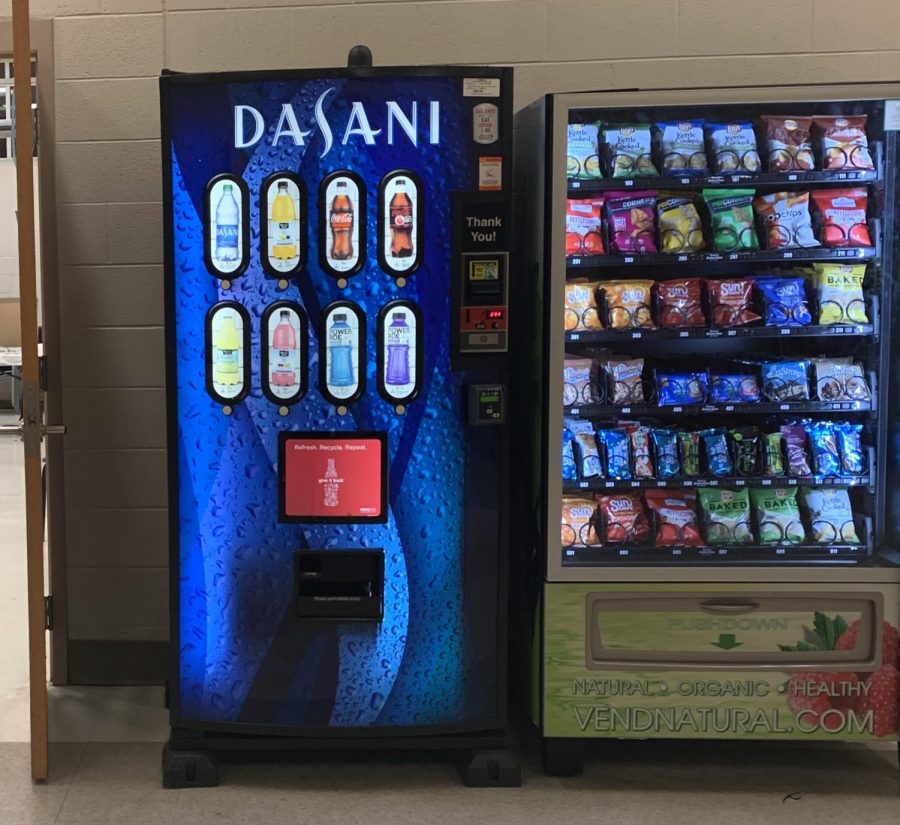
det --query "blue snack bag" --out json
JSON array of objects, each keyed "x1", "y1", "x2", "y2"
[
  {"x1": 657, "y1": 371, "x2": 708, "y2": 406},
  {"x1": 701, "y1": 428, "x2": 733, "y2": 477},
  {"x1": 562, "y1": 426, "x2": 578, "y2": 481},
  {"x1": 652, "y1": 429, "x2": 682, "y2": 478},
  {"x1": 598, "y1": 428, "x2": 632, "y2": 480},
  {"x1": 761, "y1": 360, "x2": 810, "y2": 402},
  {"x1": 756, "y1": 277, "x2": 812, "y2": 327},
  {"x1": 710, "y1": 373, "x2": 761, "y2": 404},
  {"x1": 807, "y1": 421, "x2": 840, "y2": 477},
  {"x1": 835, "y1": 422, "x2": 866, "y2": 475}
]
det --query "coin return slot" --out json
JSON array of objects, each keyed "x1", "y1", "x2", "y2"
[{"x1": 294, "y1": 549, "x2": 384, "y2": 621}]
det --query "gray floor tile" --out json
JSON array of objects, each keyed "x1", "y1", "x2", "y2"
[{"x1": 0, "y1": 743, "x2": 86, "y2": 825}]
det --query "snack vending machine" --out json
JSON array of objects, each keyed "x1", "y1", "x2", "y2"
[
  {"x1": 515, "y1": 84, "x2": 900, "y2": 775},
  {"x1": 161, "y1": 58, "x2": 517, "y2": 787}
]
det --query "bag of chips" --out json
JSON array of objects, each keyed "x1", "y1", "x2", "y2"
[
  {"x1": 645, "y1": 489, "x2": 703, "y2": 547},
  {"x1": 564, "y1": 280, "x2": 603, "y2": 332},
  {"x1": 678, "y1": 431, "x2": 702, "y2": 477},
  {"x1": 708, "y1": 278, "x2": 762, "y2": 328},
  {"x1": 629, "y1": 425, "x2": 654, "y2": 478},
  {"x1": 606, "y1": 192, "x2": 658, "y2": 253},
  {"x1": 569, "y1": 419, "x2": 602, "y2": 478},
  {"x1": 562, "y1": 498, "x2": 600, "y2": 547},
  {"x1": 597, "y1": 492, "x2": 650, "y2": 544},
  {"x1": 764, "y1": 431, "x2": 785, "y2": 476},
  {"x1": 761, "y1": 115, "x2": 815, "y2": 172},
  {"x1": 657, "y1": 371, "x2": 707, "y2": 406},
  {"x1": 658, "y1": 195, "x2": 706, "y2": 254},
  {"x1": 813, "y1": 115, "x2": 874, "y2": 171},
  {"x1": 780, "y1": 423, "x2": 813, "y2": 477},
  {"x1": 751, "y1": 487, "x2": 806, "y2": 545},
  {"x1": 807, "y1": 420, "x2": 840, "y2": 476},
  {"x1": 800, "y1": 487, "x2": 860, "y2": 544},
  {"x1": 563, "y1": 356, "x2": 595, "y2": 406},
  {"x1": 703, "y1": 189, "x2": 759, "y2": 252},
  {"x1": 730, "y1": 426, "x2": 760, "y2": 476},
  {"x1": 813, "y1": 263, "x2": 868, "y2": 325},
  {"x1": 811, "y1": 188, "x2": 871, "y2": 248},
  {"x1": 652, "y1": 429, "x2": 681, "y2": 478},
  {"x1": 602, "y1": 124, "x2": 658, "y2": 178},
  {"x1": 567, "y1": 123, "x2": 602, "y2": 180},
  {"x1": 606, "y1": 357, "x2": 645, "y2": 405},
  {"x1": 761, "y1": 360, "x2": 810, "y2": 402},
  {"x1": 601, "y1": 279, "x2": 655, "y2": 329},
  {"x1": 706, "y1": 121, "x2": 762, "y2": 174},
  {"x1": 756, "y1": 276, "x2": 812, "y2": 327},
  {"x1": 654, "y1": 120, "x2": 708, "y2": 175},
  {"x1": 698, "y1": 488, "x2": 754, "y2": 544},
  {"x1": 657, "y1": 277, "x2": 706, "y2": 328},
  {"x1": 562, "y1": 425, "x2": 578, "y2": 481},
  {"x1": 566, "y1": 199, "x2": 606, "y2": 257},
  {"x1": 814, "y1": 359, "x2": 870, "y2": 402},
  {"x1": 597, "y1": 428, "x2": 632, "y2": 480},
  {"x1": 835, "y1": 422, "x2": 865, "y2": 475},
  {"x1": 701, "y1": 428, "x2": 733, "y2": 477},
  {"x1": 710, "y1": 374, "x2": 760, "y2": 404},
  {"x1": 753, "y1": 190, "x2": 819, "y2": 249}
]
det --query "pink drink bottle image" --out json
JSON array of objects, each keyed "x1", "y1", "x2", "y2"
[{"x1": 270, "y1": 310, "x2": 297, "y2": 387}]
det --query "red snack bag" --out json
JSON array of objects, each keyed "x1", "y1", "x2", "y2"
[
  {"x1": 657, "y1": 277, "x2": 706, "y2": 328},
  {"x1": 606, "y1": 191, "x2": 658, "y2": 254},
  {"x1": 814, "y1": 115, "x2": 874, "y2": 171},
  {"x1": 566, "y1": 198, "x2": 606, "y2": 257},
  {"x1": 707, "y1": 278, "x2": 762, "y2": 328},
  {"x1": 644, "y1": 489, "x2": 703, "y2": 547},
  {"x1": 811, "y1": 188, "x2": 872, "y2": 248},
  {"x1": 597, "y1": 492, "x2": 651, "y2": 544}
]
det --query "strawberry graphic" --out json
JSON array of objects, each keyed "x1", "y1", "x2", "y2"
[
  {"x1": 835, "y1": 620, "x2": 900, "y2": 670},
  {"x1": 857, "y1": 664, "x2": 900, "y2": 737}
]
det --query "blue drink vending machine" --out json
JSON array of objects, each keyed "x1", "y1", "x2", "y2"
[{"x1": 160, "y1": 55, "x2": 516, "y2": 786}]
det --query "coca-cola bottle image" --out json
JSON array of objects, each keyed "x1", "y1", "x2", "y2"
[
  {"x1": 389, "y1": 179, "x2": 414, "y2": 258},
  {"x1": 330, "y1": 181, "x2": 354, "y2": 261},
  {"x1": 323, "y1": 458, "x2": 339, "y2": 508}
]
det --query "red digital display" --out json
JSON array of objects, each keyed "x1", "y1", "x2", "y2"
[
  {"x1": 487, "y1": 309, "x2": 504, "y2": 319},
  {"x1": 280, "y1": 433, "x2": 387, "y2": 522}
]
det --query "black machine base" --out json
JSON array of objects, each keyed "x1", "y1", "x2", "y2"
[
  {"x1": 162, "y1": 743, "x2": 219, "y2": 789},
  {"x1": 162, "y1": 728, "x2": 520, "y2": 788},
  {"x1": 541, "y1": 738, "x2": 584, "y2": 777}
]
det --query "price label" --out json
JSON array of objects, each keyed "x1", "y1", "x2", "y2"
[
  {"x1": 571, "y1": 181, "x2": 581, "y2": 189},
  {"x1": 624, "y1": 180, "x2": 634, "y2": 187},
  {"x1": 673, "y1": 406, "x2": 683, "y2": 413},
  {"x1": 680, "y1": 178, "x2": 690, "y2": 185},
  {"x1": 622, "y1": 407, "x2": 631, "y2": 414},
  {"x1": 725, "y1": 405, "x2": 734, "y2": 412},
  {"x1": 727, "y1": 330, "x2": 737, "y2": 337},
  {"x1": 571, "y1": 257, "x2": 581, "y2": 265},
  {"x1": 631, "y1": 481, "x2": 640, "y2": 488},
  {"x1": 624, "y1": 256, "x2": 634, "y2": 264},
  {"x1": 569, "y1": 333, "x2": 580, "y2": 341},
  {"x1": 779, "y1": 404, "x2": 789, "y2": 411},
  {"x1": 781, "y1": 328, "x2": 791, "y2": 335},
  {"x1": 762, "y1": 479, "x2": 772, "y2": 486},
  {"x1": 735, "y1": 479, "x2": 745, "y2": 486},
  {"x1": 677, "y1": 255, "x2": 688, "y2": 262},
  {"x1": 632, "y1": 332, "x2": 642, "y2": 339},
  {"x1": 788, "y1": 174, "x2": 798, "y2": 181},
  {"x1": 783, "y1": 252, "x2": 794, "y2": 259},
  {"x1": 679, "y1": 331, "x2": 689, "y2": 338}
]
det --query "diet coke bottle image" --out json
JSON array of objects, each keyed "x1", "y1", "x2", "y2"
[
  {"x1": 389, "y1": 179, "x2": 414, "y2": 258},
  {"x1": 330, "y1": 181, "x2": 354, "y2": 261}
]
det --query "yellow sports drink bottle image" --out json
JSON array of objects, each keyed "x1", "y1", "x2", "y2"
[
  {"x1": 213, "y1": 311, "x2": 241, "y2": 386},
  {"x1": 271, "y1": 180, "x2": 298, "y2": 260}
]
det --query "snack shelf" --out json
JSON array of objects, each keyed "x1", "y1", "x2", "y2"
[
  {"x1": 563, "y1": 473, "x2": 872, "y2": 493},
  {"x1": 564, "y1": 399, "x2": 874, "y2": 418},
  {"x1": 567, "y1": 161, "x2": 882, "y2": 195},
  {"x1": 562, "y1": 542, "x2": 869, "y2": 565},
  {"x1": 566, "y1": 243, "x2": 877, "y2": 270},
  {"x1": 565, "y1": 321, "x2": 876, "y2": 345}
]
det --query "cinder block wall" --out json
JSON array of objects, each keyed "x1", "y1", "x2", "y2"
[{"x1": 12, "y1": 0, "x2": 900, "y2": 677}]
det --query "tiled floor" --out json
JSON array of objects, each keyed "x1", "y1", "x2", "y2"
[{"x1": 3, "y1": 410, "x2": 900, "y2": 822}]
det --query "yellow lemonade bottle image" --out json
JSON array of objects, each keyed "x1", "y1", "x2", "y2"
[
  {"x1": 271, "y1": 181, "x2": 298, "y2": 261},
  {"x1": 213, "y1": 311, "x2": 241, "y2": 386}
]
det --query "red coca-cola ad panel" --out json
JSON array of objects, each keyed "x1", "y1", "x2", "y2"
[{"x1": 279, "y1": 431, "x2": 388, "y2": 523}]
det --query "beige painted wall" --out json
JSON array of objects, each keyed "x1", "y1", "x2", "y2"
[{"x1": 5, "y1": 0, "x2": 899, "y2": 653}]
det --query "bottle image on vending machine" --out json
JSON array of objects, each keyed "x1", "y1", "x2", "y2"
[
  {"x1": 389, "y1": 179, "x2": 414, "y2": 258},
  {"x1": 385, "y1": 311, "x2": 411, "y2": 386},
  {"x1": 330, "y1": 182, "x2": 354, "y2": 261},
  {"x1": 328, "y1": 313, "x2": 354, "y2": 387},
  {"x1": 215, "y1": 183, "x2": 240, "y2": 262},
  {"x1": 322, "y1": 458, "x2": 340, "y2": 508},
  {"x1": 213, "y1": 311, "x2": 241, "y2": 386},
  {"x1": 270, "y1": 310, "x2": 297, "y2": 388},
  {"x1": 271, "y1": 181, "x2": 298, "y2": 261}
]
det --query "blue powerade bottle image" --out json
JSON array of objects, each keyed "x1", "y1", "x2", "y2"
[
  {"x1": 328, "y1": 313, "x2": 354, "y2": 387},
  {"x1": 385, "y1": 312, "x2": 411, "y2": 386}
]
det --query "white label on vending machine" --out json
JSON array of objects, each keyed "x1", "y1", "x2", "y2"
[
  {"x1": 884, "y1": 99, "x2": 900, "y2": 131},
  {"x1": 478, "y1": 157, "x2": 502, "y2": 191},
  {"x1": 473, "y1": 103, "x2": 499, "y2": 145},
  {"x1": 463, "y1": 78, "x2": 501, "y2": 97}
]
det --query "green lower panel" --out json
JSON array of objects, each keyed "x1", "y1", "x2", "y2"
[{"x1": 543, "y1": 581, "x2": 900, "y2": 741}]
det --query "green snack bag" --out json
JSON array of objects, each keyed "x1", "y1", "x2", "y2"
[
  {"x1": 698, "y1": 488, "x2": 753, "y2": 545},
  {"x1": 678, "y1": 431, "x2": 701, "y2": 477},
  {"x1": 764, "y1": 432, "x2": 785, "y2": 476},
  {"x1": 750, "y1": 487, "x2": 806, "y2": 545},
  {"x1": 703, "y1": 188, "x2": 759, "y2": 252}
]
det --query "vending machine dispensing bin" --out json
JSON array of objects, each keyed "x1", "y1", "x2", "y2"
[
  {"x1": 161, "y1": 57, "x2": 517, "y2": 787},
  {"x1": 515, "y1": 84, "x2": 900, "y2": 776}
]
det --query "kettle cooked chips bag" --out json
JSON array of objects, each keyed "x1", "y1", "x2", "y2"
[
  {"x1": 655, "y1": 120, "x2": 708, "y2": 175},
  {"x1": 602, "y1": 124, "x2": 658, "y2": 177},
  {"x1": 800, "y1": 487, "x2": 859, "y2": 544},
  {"x1": 567, "y1": 122, "x2": 603, "y2": 179},
  {"x1": 706, "y1": 121, "x2": 762, "y2": 174}
]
